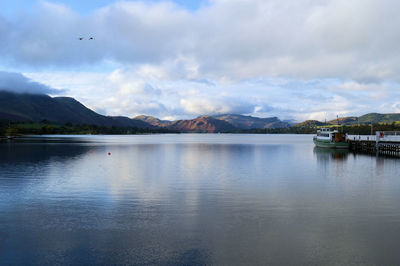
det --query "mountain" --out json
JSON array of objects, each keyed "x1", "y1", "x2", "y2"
[
  {"x1": 358, "y1": 113, "x2": 400, "y2": 124},
  {"x1": 327, "y1": 116, "x2": 358, "y2": 125},
  {"x1": 134, "y1": 114, "x2": 290, "y2": 132},
  {"x1": 293, "y1": 113, "x2": 400, "y2": 128},
  {"x1": 167, "y1": 116, "x2": 236, "y2": 133},
  {"x1": 108, "y1": 116, "x2": 152, "y2": 128},
  {"x1": 5, "y1": 90, "x2": 400, "y2": 133},
  {"x1": 327, "y1": 113, "x2": 400, "y2": 125},
  {"x1": 0, "y1": 91, "x2": 152, "y2": 128},
  {"x1": 0, "y1": 91, "x2": 289, "y2": 132},
  {"x1": 213, "y1": 114, "x2": 290, "y2": 129},
  {"x1": 134, "y1": 115, "x2": 171, "y2": 127},
  {"x1": 292, "y1": 120, "x2": 327, "y2": 128}
]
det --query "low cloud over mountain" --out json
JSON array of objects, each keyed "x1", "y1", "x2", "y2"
[{"x1": 0, "y1": 71, "x2": 63, "y2": 95}]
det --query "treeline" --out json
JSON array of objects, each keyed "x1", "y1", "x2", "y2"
[
  {"x1": 0, "y1": 121, "x2": 178, "y2": 136},
  {"x1": 341, "y1": 123, "x2": 400, "y2": 135},
  {"x1": 225, "y1": 127, "x2": 316, "y2": 134},
  {"x1": 2, "y1": 120, "x2": 400, "y2": 136},
  {"x1": 227, "y1": 122, "x2": 400, "y2": 135}
]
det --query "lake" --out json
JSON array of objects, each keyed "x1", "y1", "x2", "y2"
[{"x1": 1, "y1": 134, "x2": 400, "y2": 265}]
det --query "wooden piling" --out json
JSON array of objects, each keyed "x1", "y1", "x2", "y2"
[{"x1": 349, "y1": 139, "x2": 400, "y2": 157}]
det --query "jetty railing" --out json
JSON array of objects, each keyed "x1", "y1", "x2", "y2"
[
  {"x1": 347, "y1": 135, "x2": 376, "y2": 141},
  {"x1": 376, "y1": 131, "x2": 400, "y2": 143},
  {"x1": 347, "y1": 131, "x2": 400, "y2": 157}
]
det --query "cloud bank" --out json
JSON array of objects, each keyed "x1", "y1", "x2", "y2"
[
  {"x1": 2, "y1": 0, "x2": 400, "y2": 82},
  {"x1": 2, "y1": 0, "x2": 400, "y2": 120}
]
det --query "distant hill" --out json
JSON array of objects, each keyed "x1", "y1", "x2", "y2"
[
  {"x1": 168, "y1": 116, "x2": 236, "y2": 133},
  {"x1": 134, "y1": 115, "x2": 171, "y2": 127},
  {"x1": 0, "y1": 91, "x2": 289, "y2": 132},
  {"x1": 0, "y1": 91, "x2": 152, "y2": 128},
  {"x1": 3, "y1": 90, "x2": 400, "y2": 133},
  {"x1": 108, "y1": 116, "x2": 153, "y2": 128},
  {"x1": 328, "y1": 117, "x2": 358, "y2": 125},
  {"x1": 293, "y1": 120, "x2": 327, "y2": 128},
  {"x1": 294, "y1": 113, "x2": 400, "y2": 129},
  {"x1": 358, "y1": 113, "x2": 400, "y2": 124},
  {"x1": 299, "y1": 113, "x2": 400, "y2": 127},
  {"x1": 327, "y1": 113, "x2": 400, "y2": 125},
  {"x1": 213, "y1": 114, "x2": 290, "y2": 129},
  {"x1": 135, "y1": 113, "x2": 290, "y2": 132}
]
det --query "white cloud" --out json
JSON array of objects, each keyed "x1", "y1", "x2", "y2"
[
  {"x1": 107, "y1": 69, "x2": 161, "y2": 96},
  {"x1": 3, "y1": 0, "x2": 400, "y2": 121},
  {"x1": 2, "y1": 0, "x2": 400, "y2": 82},
  {"x1": 180, "y1": 97, "x2": 256, "y2": 116},
  {"x1": 25, "y1": 68, "x2": 400, "y2": 121}
]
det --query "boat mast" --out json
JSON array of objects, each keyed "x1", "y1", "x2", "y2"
[{"x1": 337, "y1": 115, "x2": 339, "y2": 131}]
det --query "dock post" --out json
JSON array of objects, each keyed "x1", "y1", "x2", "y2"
[{"x1": 376, "y1": 131, "x2": 380, "y2": 154}]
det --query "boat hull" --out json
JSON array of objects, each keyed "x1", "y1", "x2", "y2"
[{"x1": 313, "y1": 138, "x2": 349, "y2": 149}]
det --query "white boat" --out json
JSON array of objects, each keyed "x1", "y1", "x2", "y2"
[{"x1": 313, "y1": 128, "x2": 349, "y2": 149}]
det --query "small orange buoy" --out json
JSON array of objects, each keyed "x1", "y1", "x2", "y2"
[{"x1": 108, "y1": 152, "x2": 111, "y2": 155}]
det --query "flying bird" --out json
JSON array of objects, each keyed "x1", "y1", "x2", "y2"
[
  {"x1": 89, "y1": 37, "x2": 94, "y2": 40},
  {"x1": 78, "y1": 37, "x2": 84, "y2": 40}
]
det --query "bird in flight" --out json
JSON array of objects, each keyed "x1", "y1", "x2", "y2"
[{"x1": 78, "y1": 37, "x2": 94, "y2": 40}]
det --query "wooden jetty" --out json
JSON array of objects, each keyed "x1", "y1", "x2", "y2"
[{"x1": 348, "y1": 131, "x2": 400, "y2": 157}]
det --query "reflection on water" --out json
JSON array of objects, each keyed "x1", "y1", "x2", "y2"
[
  {"x1": 1, "y1": 134, "x2": 400, "y2": 265},
  {"x1": 313, "y1": 146, "x2": 349, "y2": 161},
  {"x1": 0, "y1": 143, "x2": 91, "y2": 163}
]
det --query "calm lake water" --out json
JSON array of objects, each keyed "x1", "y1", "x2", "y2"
[{"x1": 1, "y1": 134, "x2": 400, "y2": 265}]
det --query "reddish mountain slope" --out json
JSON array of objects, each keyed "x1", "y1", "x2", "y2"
[{"x1": 168, "y1": 116, "x2": 236, "y2": 133}]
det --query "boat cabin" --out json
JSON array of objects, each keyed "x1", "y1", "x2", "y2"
[{"x1": 316, "y1": 128, "x2": 346, "y2": 142}]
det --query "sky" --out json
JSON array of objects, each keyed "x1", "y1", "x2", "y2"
[{"x1": 1, "y1": 0, "x2": 400, "y2": 121}]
